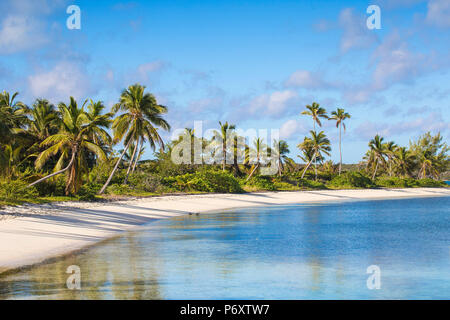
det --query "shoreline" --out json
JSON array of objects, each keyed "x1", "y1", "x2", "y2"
[{"x1": 1, "y1": 187, "x2": 449, "y2": 275}]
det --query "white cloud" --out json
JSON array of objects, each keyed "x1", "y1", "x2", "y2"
[
  {"x1": 284, "y1": 70, "x2": 328, "y2": 89},
  {"x1": 426, "y1": 0, "x2": 450, "y2": 27},
  {"x1": 0, "y1": 15, "x2": 48, "y2": 54},
  {"x1": 248, "y1": 90, "x2": 298, "y2": 117},
  {"x1": 0, "y1": 0, "x2": 67, "y2": 54},
  {"x1": 353, "y1": 111, "x2": 450, "y2": 140},
  {"x1": 28, "y1": 61, "x2": 91, "y2": 102},
  {"x1": 279, "y1": 119, "x2": 307, "y2": 139},
  {"x1": 339, "y1": 8, "x2": 378, "y2": 54}
]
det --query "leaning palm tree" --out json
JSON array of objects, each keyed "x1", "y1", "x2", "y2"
[
  {"x1": 99, "y1": 84, "x2": 170, "y2": 193},
  {"x1": 28, "y1": 97, "x2": 108, "y2": 195},
  {"x1": 298, "y1": 131, "x2": 331, "y2": 180},
  {"x1": 214, "y1": 121, "x2": 236, "y2": 171},
  {"x1": 273, "y1": 139, "x2": 290, "y2": 176},
  {"x1": 329, "y1": 108, "x2": 351, "y2": 175},
  {"x1": 246, "y1": 137, "x2": 267, "y2": 181},
  {"x1": 367, "y1": 134, "x2": 386, "y2": 180}
]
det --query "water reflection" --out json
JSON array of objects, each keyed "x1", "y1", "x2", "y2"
[{"x1": 1, "y1": 197, "x2": 449, "y2": 299}]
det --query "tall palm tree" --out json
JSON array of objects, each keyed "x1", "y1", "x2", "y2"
[
  {"x1": 28, "y1": 97, "x2": 108, "y2": 195},
  {"x1": 99, "y1": 84, "x2": 170, "y2": 193},
  {"x1": 214, "y1": 121, "x2": 236, "y2": 171},
  {"x1": 273, "y1": 139, "x2": 290, "y2": 176},
  {"x1": 301, "y1": 102, "x2": 328, "y2": 177},
  {"x1": 298, "y1": 131, "x2": 331, "y2": 179},
  {"x1": 329, "y1": 108, "x2": 351, "y2": 175},
  {"x1": 301, "y1": 102, "x2": 328, "y2": 131},
  {"x1": 367, "y1": 134, "x2": 386, "y2": 180}
]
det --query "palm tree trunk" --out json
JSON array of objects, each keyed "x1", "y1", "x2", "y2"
[
  {"x1": 28, "y1": 149, "x2": 77, "y2": 188},
  {"x1": 131, "y1": 138, "x2": 141, "y2": 174},
  {"x1": 99, "y1": 139, "x2": 132, "y2": 194},
  {"x1": 313, "y1": 120, "x2": 317, "y2": 179},
  {"x1": 389, "y1": 159, "x2": 392, "y2": 177},
  {"x1": 372, "y1": 160, "x2": 379, "y2": 180},
  {"x1": 301, "y1": 153, "x2": 317, "y2": 179},
  {"x1": 222, "y1": 143, "x2": 226, "y2": 171},
  {"x1": 124, "y1": 140, "x2": 138, "y2": 185},
  {"x1": 246, "y1": 163, "x2": 259, "y2": 181},
  {"x1": 278, "y1": 156, "x2": 283, "y2": 177},
  {"x1": 339, "y1": 124, "x2": 342, "y2": 175}
]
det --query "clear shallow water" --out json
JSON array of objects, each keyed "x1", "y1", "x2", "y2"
[{"x1": 1, "y1": 196, "x2": 449, "y2": 300}]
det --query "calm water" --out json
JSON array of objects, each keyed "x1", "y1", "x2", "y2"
[{"x1": 1, "y1": 196, "x2": 449, "y2": 300}]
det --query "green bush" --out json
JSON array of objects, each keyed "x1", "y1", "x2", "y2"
[
  {"x1": 417, "y1": 178, "x2": 447, "y2": 187},
  {"x1": 128, "y1": 172, "x2": 165, "y2": 193},
  {"x1": 163, "y1": 169, "x2": 244, "y2": 193},
  {"x1": 243, "y1": 176, "x2": 277, "y2": 191},
  {"x1": 78, "y1": 183, "x2": 101, "y2": 201},
  {"x1": 295, "y1": 178, "x2": 327, "y2": 189},
  {"x1": 375, "y1": 176, "x2": 419, "y2": 188},
  {"x1": 0, "y1": 179, "x2": 38, "y2": 202},
  {"x1": 106, "y1": 184, "x2": 135, "y2": 196},
  {"x1": 31, "y1": 175, "x2": 66, "y2": 196},
  {"x1": 328, "y1": 171, "x2": 374, "y2": 189}
]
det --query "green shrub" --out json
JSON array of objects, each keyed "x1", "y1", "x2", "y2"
[
  {"x1": 295, "y1": 178, "x2": 327, "y2": 189},
  {"x1": 31, "y1": 175, "x2": 66, "y2": 196},
  {"x1": 0, "y1": 179, "x2": 38, "y2": 202},
  {"x1": 417, "y1": 178, "x2": 447, "y2": 187},
  {"x1": 106, "y1": 184, "x2": 135, "y2": 196},
  {"x1": 243, "y1": 176, "x2": 277, "y2": 191},
  {"x1": 78, "y1": 183, "x2": 101, "y2": 201},
  {"x1": 328, "y1": 172, "x2": 374, "y2": 189},
  {"x1": 375, "y1": 176, "x2": 419, "y2": 188},
  {"x1": 128, "y1": 172, "x2": 165, "y2": 193}
]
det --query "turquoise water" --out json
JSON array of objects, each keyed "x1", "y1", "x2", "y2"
[
  {"x1": 0, "y1": 196, "x2": 449, "y2": 299},
  {"x1": 445, "y1": 181, "x2": 450, "y2": 185}
]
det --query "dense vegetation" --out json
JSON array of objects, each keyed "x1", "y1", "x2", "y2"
[{"x1": 0, "y1": 86, "x2": 448, "y2": 206}]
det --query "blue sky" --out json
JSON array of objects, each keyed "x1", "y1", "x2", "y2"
[{"x1": 0, "y1": 0, "x2": 449, "y2": 163}]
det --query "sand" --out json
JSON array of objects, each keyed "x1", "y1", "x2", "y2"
[{"x1": 0, "y1": 187, "x2": 449, "y2": 274}]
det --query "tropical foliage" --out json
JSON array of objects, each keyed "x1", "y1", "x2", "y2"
[{"x1": 0, "y1": 88, "x2": 448, "y2": 206}]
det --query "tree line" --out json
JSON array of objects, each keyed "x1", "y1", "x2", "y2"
[{"x1": 0, "y1": 84, "x2": 448, "y2": 201}]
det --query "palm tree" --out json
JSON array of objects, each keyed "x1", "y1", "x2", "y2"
[
  {"x1": 214, "y1": 121, "x2": 236, "y2": 171},
  {"x1": 367, "y1": 134, "x2": 386, "y2": 180},
  {"x1": 298, "y1": 131, "x2": 331, "y2": 179},
  {"x1": 246, "y1": 137, "x2": 267, "y2": 181},
  {"x1": 19, "y1": 99, "x2": 61, "y2": 153},
  {"x1": 384, "y1": 141, "x2": 397, "y2": 177},
  {"x1": 0, "y1": 91, "x2": 28, "y2": 143},
  {"x1": 301, "y1": 102, "x2": 328, "y2": 131},
  {"x1": 28, "y1": 97, "x2": 108, "y2": 195},
  {"x1": 329, "y1": 108, "x2": 351, "y2": 175},
  {"x1": 99, "y1": 84, "x2": 170, "y2": 193},
  {"x1": 85, "y1": 100, "x2": 113, "y2": 147},
  {"x1": 0, "y1": 143, "x2": 23, "y2": 178},
  {"x1": 394, "y1": 147, "x2": 415, "y2": 177},
  {"x1": 301, "y1": 102, "x2": 328, "y2": 177},
  {"x1": 273, "y1": 139, "x2": 290, "y2": 176}
]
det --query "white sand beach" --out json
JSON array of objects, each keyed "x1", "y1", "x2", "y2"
[{"x1": 1, "y1": 187, "x2": 449, "y2": 274}]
